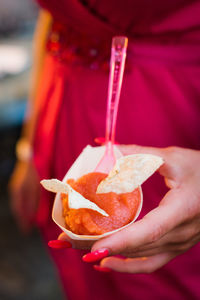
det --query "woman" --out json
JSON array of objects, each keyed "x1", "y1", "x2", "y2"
[{"x1": 10, "y1": 1, "x2": 200, "y2": 299}]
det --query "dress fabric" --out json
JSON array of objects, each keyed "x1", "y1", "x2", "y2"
[{"x1": 34, "y1": 0, "x2": 200, "y2": 299}]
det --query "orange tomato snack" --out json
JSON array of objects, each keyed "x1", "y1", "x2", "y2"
[
  {"x1": 62, "y1": 172, "x2": 141, "y2": 235},
  {"x1": 41, "y1": 152, "x2": 163, "y2": 237}
]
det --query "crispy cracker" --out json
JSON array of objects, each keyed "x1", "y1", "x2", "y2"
[
  {"x1": 41, "y1": 179, "x2": 108, "y2": 217},
  {"x1": 96, "y1": 154, "x2": 164, "y2": 194}
]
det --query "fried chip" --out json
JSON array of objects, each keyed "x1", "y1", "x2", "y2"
[
  {"x1": 96, "y1": 154, "x2": 164, "y2": 194},
  {"x1": 41, "y1": 179, "x2": 108, "y2": 217}
]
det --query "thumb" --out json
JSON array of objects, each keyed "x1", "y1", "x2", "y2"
[
  {"x1": 118, "y1": 144, "x2": 177, "y2": 187},
  {"x1": 118, "y1": 144, "x2": 165, "y2": 157},
  {"x1": 118, "y1": 144, "x2": 167, "y2": 175}
]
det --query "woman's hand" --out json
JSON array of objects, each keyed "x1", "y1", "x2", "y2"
[
  {"x1": 9, "y1": 160, "x2": 40, "y2": 234},
  {"x1": 86, "y1": 146, "x2": 200, "y2": 273}
]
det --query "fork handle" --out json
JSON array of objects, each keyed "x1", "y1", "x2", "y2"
[{"x1": 105, "y1": 36, "x2": 128, "y2": 144}]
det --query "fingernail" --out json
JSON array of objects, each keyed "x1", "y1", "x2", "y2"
[
  {"x1": 93, "y1": 265, "x2": 112, "y2": 273},
  {"x1": 94, "y1": 137, "x2": 106, "y2": 145},
  {"x1": 48, "y1": 240, "x2": 72, "y2": 249},
  {"x1": 94, "y1": 137, "x2": 119, "y2": 145},
  {"x1": 82, "y1": 249, "x2": 109, "y2": 263}
]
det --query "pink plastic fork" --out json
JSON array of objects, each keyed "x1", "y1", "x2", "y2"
[{"x1": 95, "y1": 36, "x2": 128, "y2": 173}]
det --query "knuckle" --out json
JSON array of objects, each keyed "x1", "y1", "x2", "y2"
[
  {"x1": 121, "y1": 239, "x2": 132, "y2": 253},
  {"x1": 184, "y1": 226, "x2": 197, "y2": 241},
  {"x1": 132, "y1": 145, "x2": 142, "y2": 152},
  {"x1": 176, "y1": 229, "x2": 191, "y2": 243},
  {"x1": 165, "y1": 146, "x2": 182, "y2": 163},
  {"x1": 178, "y1": 223, "x2": 199, "y2": 243},
  {"x1": 150, "y1": 223, "x2": 164, "y2": 242},
  {"x1": 178, "y1": 243, "x2": 190, "y2": 252},
  {"x1": 166, "y1": 146, "x2": 178, "y2": 154},
  {"x1": 125, "y1": 144, "x2": 143, "y2": 155},
  {"x1": 119, "y1": 229, "x2": 134, "y2": 252}
]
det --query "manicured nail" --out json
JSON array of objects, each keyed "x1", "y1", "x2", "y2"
[
  {"x1": 48, "y1": 240, "x2": 72, "y2": 249},
  {"x1": 93, "y1": 265, "x2": 112, "y2": 273},
  {"x1": 94, "y1": 137, "x2": 119, "y2": 145},
  {"x1": 82, "y1": 249, "x2": 109, "y2": 263}
]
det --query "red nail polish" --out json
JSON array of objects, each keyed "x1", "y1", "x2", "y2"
[
  {"x1": 94, "y1": 137, "x2": 119, "y2": 145},
  {"x1": 82, "y1": 249, "x2": 109, "y2": 263},
  {"x1": 48, "y1": 240, "x2": 72, "y2": 249},
  {"x1": 93, "y1": 265, "x2": 111, "y2": 273},
  {"x1": 94, "y1": 137, "x2": 106, "y2": 145}
]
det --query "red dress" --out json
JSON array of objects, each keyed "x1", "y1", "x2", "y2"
[{"x1": 34, "y1": 1, "x2": 200, "y2": 299}]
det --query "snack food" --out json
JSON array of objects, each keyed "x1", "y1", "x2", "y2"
[
  {"x1": 41, "y1": 146, "x2": 163, "y2": 239},
  {"x1": 41, "y1": 178, "x2": 108, "y2": 217},
  {"x1": 97, "y1": 154, "x2": 164, "y2": 194},
  {"x1": 62, "y1": 172, "x2": 141, "y2": 235}
]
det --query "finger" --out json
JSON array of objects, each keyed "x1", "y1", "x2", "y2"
[
  {"x1": 10, "y1": 185, "x2": 34, "y2": 233},
  {"x1": 124, "y1": 247, "x2": 164, "y2": 258},
  {"x1": 92, "y1": 189, "x2": 186, "y2": 256},
  {"x1": 131, "y1": 220, "x2": 200, "y2": 260},
  {"x1": 117, "y1": 144, "x2": 180, "y2": 183},
  {"x1": 58, "y1": 233, "x2": 94, "y2": 250},
  {"x1": 94, "y1": 137, "x2": 106, "y2": 145},
  {"x1": 13, "y1": 198, "x2": 32, "y2": 233},
  {"x1": 17, "y1": 217, "x2": 32, "y2": 234},
  {"x1": 152, "y1": 218, "x2": 200, "y2": 248},
  {"x1": 24, "y1": 185, "x2": 40, "y2": 220},
  {"x1": 10, "y1": 189, "x2": 25, "y2": 220},
  {"x1": 58, "y1": 233, "x2": 75, "y2": 248},
  {"x1": 100, "y1": 252, "x2": 177, "y2": 273},
  {"x1": 123, "y1": 238, "x2": 198, "y2": 258},
  {"x1": 94, "y1": 137, "x2": 119, "y2": 145},
  {"x1": 58, "y1": 232, "x2": 72, "y2": 242},
  {"x1": 10, "y1": 191, "x2": 19, "y2": 218},
  {"x1": 118, "y1": 144, "x2": 171, "y2": 178},
  {"x1": 122, "y1": 215, "x2": 200, "y2": 258},
  {"x1": 118, "y1": 144, "x2": 165, "y2": 157}
]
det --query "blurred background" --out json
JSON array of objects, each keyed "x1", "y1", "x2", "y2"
[{"x1": 0, "y1": 0, "x2": 63, "y2": 299}]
